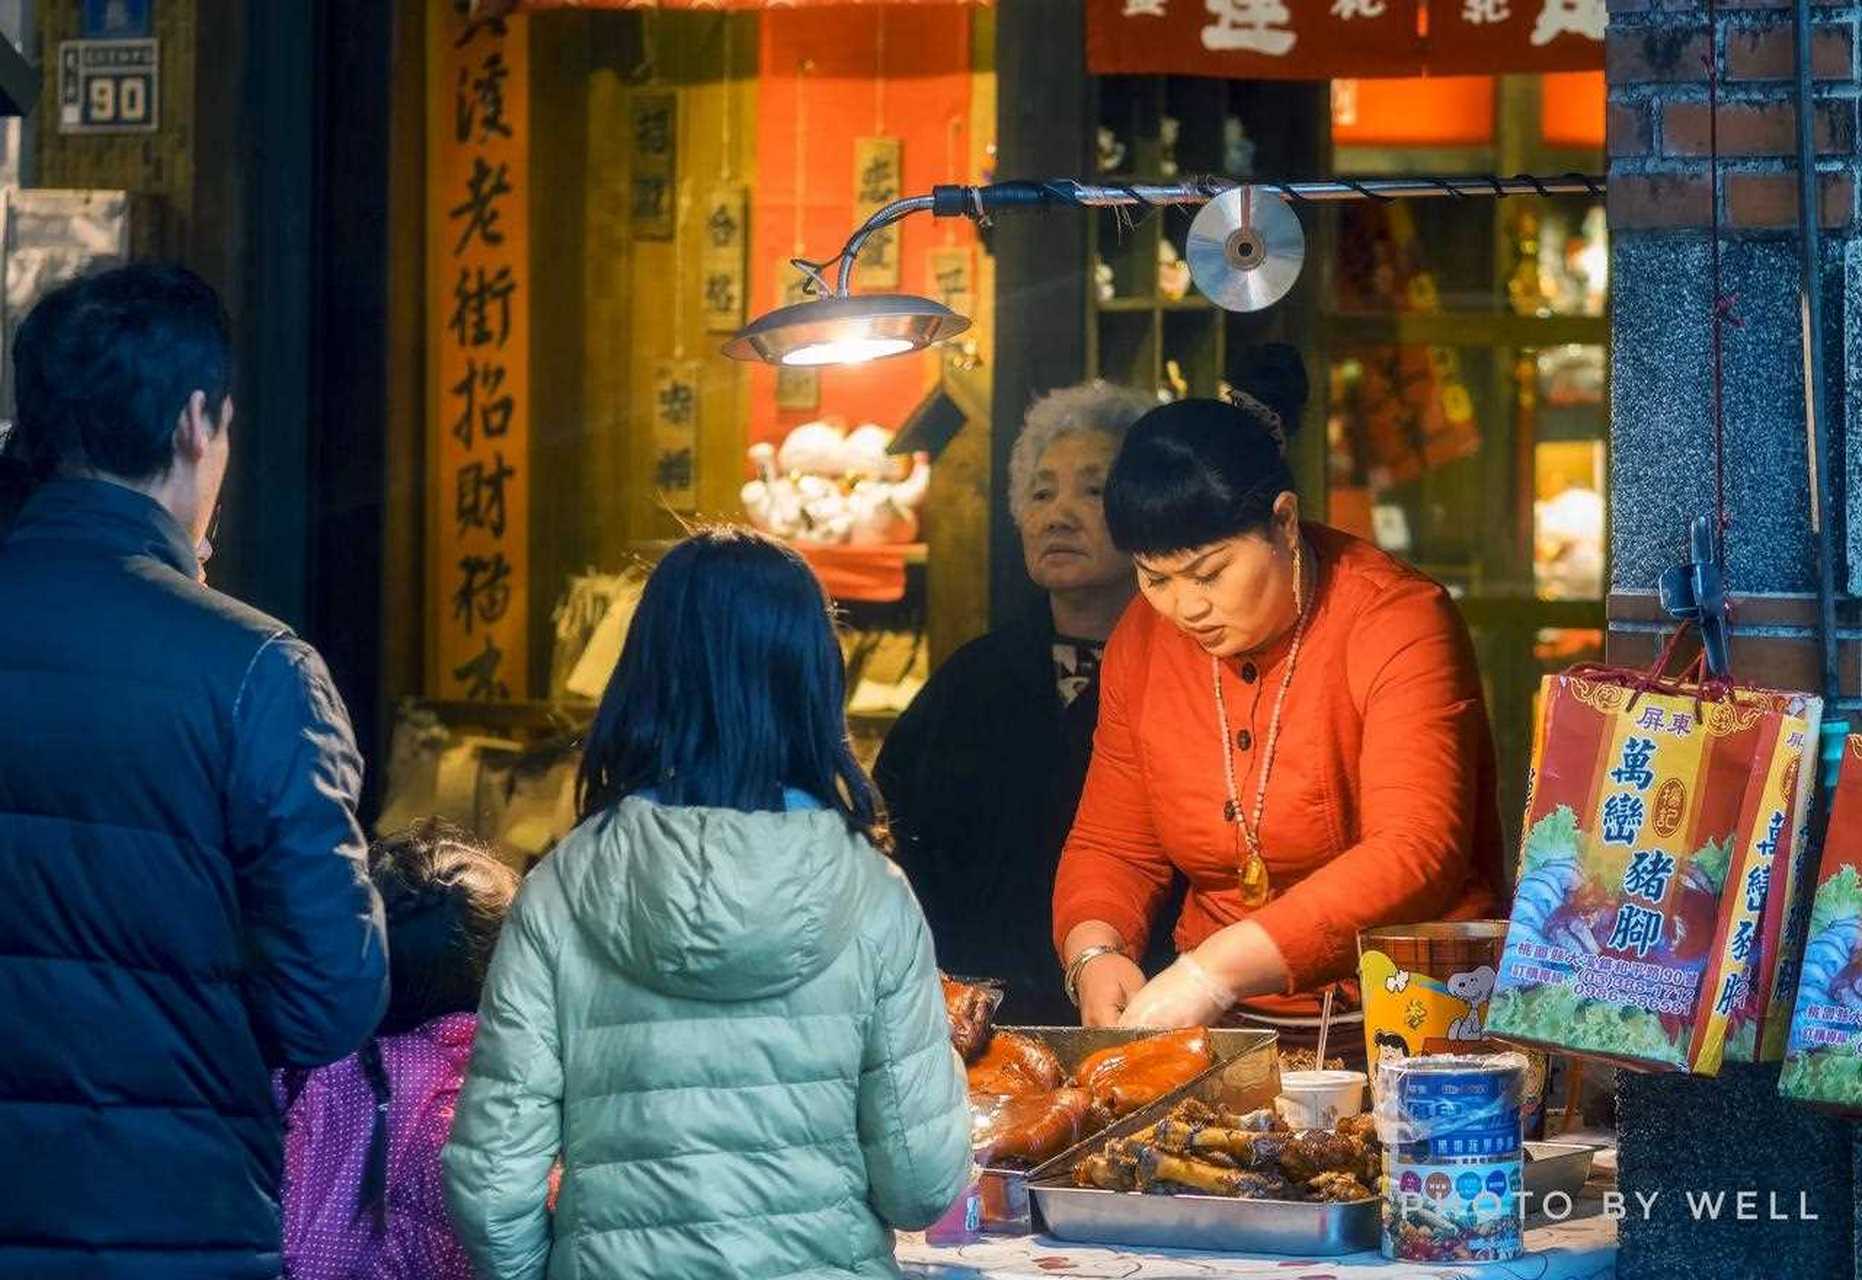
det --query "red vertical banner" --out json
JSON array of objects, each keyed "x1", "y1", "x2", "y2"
[{"x1": 428, "y1": 9, "x2": 531, "y2": 701}]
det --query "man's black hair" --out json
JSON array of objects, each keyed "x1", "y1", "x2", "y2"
[{"x1": 10, "y1": 262, "x2": 233, "y2": 484}]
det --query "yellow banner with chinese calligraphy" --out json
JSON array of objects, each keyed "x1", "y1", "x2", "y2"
[
  {"x1": 631, "y1": 91, "x2": 678, "y2": 241},
  {"x1": 428, "y1": 8, "x2": 530, "y2": 701},
  {"x1": 773, "y1": 276, "x2": 820, "y2": 413},
  {"x1": 927, "y1": 245, "x2": 974, "y2": 319}
]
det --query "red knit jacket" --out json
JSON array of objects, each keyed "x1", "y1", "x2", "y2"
[{"x1": 1052, "y1": 523, "x2": 1504, "y2": 1019}]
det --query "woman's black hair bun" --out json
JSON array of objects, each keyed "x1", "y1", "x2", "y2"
[{"x1": 1231, "y1": 342, "x2": 1310, "y2": 439}]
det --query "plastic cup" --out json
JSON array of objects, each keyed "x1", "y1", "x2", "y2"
[{"x1": 1275, "y1": 1068, "x2": 1367, "y2": 1129}]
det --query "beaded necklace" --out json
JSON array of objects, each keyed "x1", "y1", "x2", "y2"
[{"x1": 1211, "y1": 538, "x2": 1309, "y2": 908}]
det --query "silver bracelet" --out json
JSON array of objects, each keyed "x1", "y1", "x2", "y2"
[{"x1": 1064, "y1": 943, "x2": 1128, "y2": 1008}]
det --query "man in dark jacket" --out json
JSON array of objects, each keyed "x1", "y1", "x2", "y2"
[{"x1": 0, "y1": 264, "x2": 388, "y2": 1280}]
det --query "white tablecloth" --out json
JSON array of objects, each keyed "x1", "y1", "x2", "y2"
[{"x1": 900, "y1": 1192, "x2": 1617, "y2": 1279}]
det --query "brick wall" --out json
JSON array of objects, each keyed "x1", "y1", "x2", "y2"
[
  {"x1": 1605, "y1": 0, "x2": 1862, "y2": 696},
  {"x1": 1607, "y1": 3, "x2": 1858, "y2": 232}
]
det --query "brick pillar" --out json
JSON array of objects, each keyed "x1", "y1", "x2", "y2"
[
  {"x1": 1607, "y1": 4, "x2": 1862, "y2": 1278},
  {"x1": 1606, "y1": 0, "x2": 1862, "y2": 681}
]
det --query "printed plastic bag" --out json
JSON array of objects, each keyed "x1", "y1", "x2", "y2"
[
  {"x1": 1717, "y1": 698, "x2": 1822, "y2": 1064},
  {"x1": 1779, "y1": 736, "x2": 1862, "y2": 1110},
  {"x1": 1489, "y1": 651, "x2": 1819, "y2": 1073}
]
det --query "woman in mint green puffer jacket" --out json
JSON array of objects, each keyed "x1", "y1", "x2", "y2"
[{"x1": 442, "y1": 529, "x2": 971, "y2": 1280}]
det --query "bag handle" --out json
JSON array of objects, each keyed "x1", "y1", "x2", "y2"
[{"x1": 1564, "y1": 615, "x2": 1739, "y2": 720}]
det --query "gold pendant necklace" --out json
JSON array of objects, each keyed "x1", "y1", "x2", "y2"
[{"x1": 1212, "y1": 539, "x2": 1308, "y2": 909}]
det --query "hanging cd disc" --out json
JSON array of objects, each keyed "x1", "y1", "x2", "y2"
[{"x1": 1186, "y1": 186, "x2": 1305, "y2": 313}]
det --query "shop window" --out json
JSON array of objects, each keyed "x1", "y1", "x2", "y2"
[
  {"x1": 1322, "y1": 74, "x2": 1608, "y2": 873},
  {"x1": 389, "y1": 5, "x2": 993, "y2": 862}
]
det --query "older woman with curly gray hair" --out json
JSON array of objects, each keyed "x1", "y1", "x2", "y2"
[{"x1": 876, "y1": 379, "x2": 1163, "y2": 1023}]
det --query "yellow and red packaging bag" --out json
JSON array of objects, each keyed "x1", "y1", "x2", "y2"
[
  {"x1": 1780, "y1": 737, "x2": 1862, "y2": 1110},
  {"x1": 1489, "y1": 670, "x2": 1817, "y2": 1073},
  {"x1": 1703, "y1": 693, "x2": 1820, "y2": 1065}
]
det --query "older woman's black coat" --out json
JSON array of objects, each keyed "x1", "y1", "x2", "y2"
[
  {"x1": 876, "y1": 612, "x2": 1179, "y2": 1025},
  {"x1": 0, "y1": 480, "x2": 389, "y2": 1280}
]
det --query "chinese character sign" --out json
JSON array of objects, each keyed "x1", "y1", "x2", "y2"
[
  {"x1": 1710, "y1": 721, "x2": 1820, "y2": 1065},
  {"x1": 852, "y1": 136, "x2": 902, "y2": 291},
  {"x1": 1085, "y1": 0, "x2": 1602, "y2": 77},
  {"x1": 773, "y1": 276, "x2": 820, "y2": 413},
  {"x1": 1782, "y1": 737, "x2": 1862, "y2": 1108},
  {"x1": 652, "y1": 360, "x2": 702, "y2": 513},
  {"x1": 631, "y1": 90, "x2": 677, "y2": 241},
  {"x1": 429, "y1": 7, "x2": 530, "y2": 700},
  {"x1": 1428, "y1": 0, "x2": 1606, "y2": 70},
  {"x1": 701, "y1": 185, "x2": 748, "y2": 333},
  {"x1": 927, "y1": 245, "x2": 975, "y2": 320}
]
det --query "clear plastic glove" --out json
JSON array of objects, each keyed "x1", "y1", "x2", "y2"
[{"x1": 1115, "y1": 952, "x2": 1236, "y2": 1029}]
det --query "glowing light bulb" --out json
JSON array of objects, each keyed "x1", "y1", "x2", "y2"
[{"x1": 781, "y1": 336, "x2": 916, "y2": 367}]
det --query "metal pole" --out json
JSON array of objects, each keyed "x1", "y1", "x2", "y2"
[
  {"x1": 825, "y1": 174, "x2": 1606, "y2": 295},
  {"x1": 1794, "y1": 0, "x2": 1842, "y2": 705},
  {"x1": 1036, "y1": 174, "x2": 1603, "y2": 206}
]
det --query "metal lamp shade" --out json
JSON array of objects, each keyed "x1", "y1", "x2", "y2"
[{"x1": 722, "y1": 293, "x2": 971, "y2": 366}]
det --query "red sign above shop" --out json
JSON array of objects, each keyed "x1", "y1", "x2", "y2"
[
  {"x1": 1085, "y1": 0, "x2": 1603, "y2": 80},
  {"x1": 515, "y1": 0, "x2": 986, "y2": 10}
]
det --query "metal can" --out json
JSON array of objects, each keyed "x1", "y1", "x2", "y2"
[{"x1": 1375, "y1": 1053, "x2": 1527, "y2": 1264}]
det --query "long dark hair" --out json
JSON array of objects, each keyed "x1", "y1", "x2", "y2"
[
  {"x1": 0, "y1": 425, "x2": 38, "y2": 533},
  {"x1": 577, "y1": 526, "x2": 885, "y2": 846}
]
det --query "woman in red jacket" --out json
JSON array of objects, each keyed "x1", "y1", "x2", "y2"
[{"x1": 1052, "y1": 381, "x2": 1503, "y2": 1048}]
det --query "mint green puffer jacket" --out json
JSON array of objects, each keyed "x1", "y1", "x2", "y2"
[{"x1": 441, "y1": 796, "x2": 971, "y2": 1280}]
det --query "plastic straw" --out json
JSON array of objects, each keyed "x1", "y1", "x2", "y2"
[{"x1": 1315, "y1": 984, "x2": 1334, "y2": 1068}]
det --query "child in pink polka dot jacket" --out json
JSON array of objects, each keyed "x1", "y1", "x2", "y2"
[{"x1": 275, "y1": 820, "x2": 519, "y2": 1280}]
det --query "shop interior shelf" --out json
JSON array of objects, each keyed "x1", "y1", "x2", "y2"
[
  {"x1": 1094, "y1": 295, "x2": 1217, "y2": 313},
  {"x1": 1322, "y1": 311, "x2": 1609, "y2": 348}
]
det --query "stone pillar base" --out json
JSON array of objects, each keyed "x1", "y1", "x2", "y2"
[{"x1": 1617, "y1": 1063, "x2": 1856, "y2": 1279}]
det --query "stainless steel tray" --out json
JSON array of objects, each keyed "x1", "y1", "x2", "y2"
[
  {"x1": 1031, "y1": 1184, "x2": 1378, "y2": 1256},
  {"x1": 1025, "y1": 1049, "x2": 1378, "y2": 1257},
  {"x1": 976, "y1": 1026, "x2": 1279, "y2": 1235},
  {"x1": 1523, "y1": 1140, "x2": 1596, "y2": 1205}
]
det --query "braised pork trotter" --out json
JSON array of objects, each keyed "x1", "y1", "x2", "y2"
[
  {"x1": 967, "y1": 1030, "x2": 1066, "y2": 1096},
  {"x1": 1072, "y1": 1027, "x2": 1212, "y2": 1118},
  {"x1": 972, "y1": 1087, "x2": 1092, "y2": 1166},
  {"x1": 942, "y1": 975, "x2": 997, "y2": 1062}
]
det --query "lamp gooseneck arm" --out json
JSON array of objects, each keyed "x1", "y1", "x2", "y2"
[{"x1": 832, "y1": 195, "x2": 937, "y2": 295}]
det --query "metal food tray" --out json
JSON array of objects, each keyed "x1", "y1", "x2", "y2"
[
  {"x1": 976, "y1": 1026, "x2": 1279, "y2": 1235},
  {"x1": 1523, "y1": 1140, "x2": 1596, "y2": 1205},
  {"x1": 1026, "y1": 1065, "x2": 1379, "y2": 1257}
]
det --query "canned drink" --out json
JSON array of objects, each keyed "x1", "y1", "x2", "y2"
[{"x1": 1376, "y1": 1054, "x2": 1527, "y2": 1264}]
